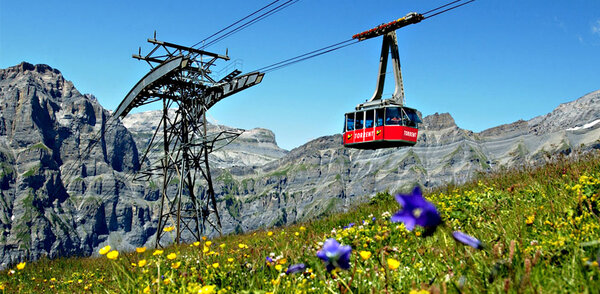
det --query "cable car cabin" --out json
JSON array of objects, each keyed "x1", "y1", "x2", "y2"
[{"x1": 343, "y1": 106, "x2": 421, "y2": 149}]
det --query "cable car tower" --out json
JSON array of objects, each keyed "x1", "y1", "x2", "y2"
[
  {"x1": 113, "y1": 36, "x2": 264, "y2": 247},
  {"x1": 343, "y1": 12, "x2": 424, "y2": 149}
]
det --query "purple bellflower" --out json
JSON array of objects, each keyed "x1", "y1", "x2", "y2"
[
  {"x1": 286, "y1": 263, "x2": 307, "y2": 275},
  {"x1": 317, "y1": 238, "x2": 352, "y2": 272},
  {"x1": 452, "y1": 231, "x2": 484, "y2": 249},
  {"x1": 391, "y1": 186, "x2": 441, "y2": 236}
]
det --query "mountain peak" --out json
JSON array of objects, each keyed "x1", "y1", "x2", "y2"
[{"x1": 422, "y1": 112, "x2": 457, "y2": 130}]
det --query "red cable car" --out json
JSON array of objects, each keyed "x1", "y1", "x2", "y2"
[
  {"x1": 343, "y1": 15, "x2": 423, "y2": 150},
  {"x1": 343, "y1": 105, "x2": 421, "y2": 149}
]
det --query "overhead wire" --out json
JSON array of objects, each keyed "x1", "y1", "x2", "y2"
[
  {"x1": 423, "y1": 0, "x2": 476, "y2": 19},
  {"x1": 193, "y1": 0, "x2": 299, "y2": 50},
  {"x1": 191, "y1": 0, "x2": 282, "y2": 49},
  {"x1": 253, "y1": 38, "x2": 358, "y2": 73}
]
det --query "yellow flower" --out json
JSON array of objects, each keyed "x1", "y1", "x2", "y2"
[
  {"x1": 99, "y1": 245, "x2": 111, "y2": 255},
  {"x1": 203, "y1": 246, "x2": 209, "y2": 253},
  {"x1": 387, "y1": 258, "x2": 400, "y2": 270},
  {"x1": 206, "y1": 241, "x2": 212, "y2": 246},
  {"x1": 300, "y1": 226, "x2": 306, "y2": 231},
  {"x1": 526, "y1": 215, "x2": 535, "y2": 225},
  {"x1": 199, "y1": 285, "x2": 216, "y2": 294},
  {"x1": 163, "y1": 278, "x2": 171, "y2": 285},
  {"x1": 238, "y1": 243, "x2": 248, "y2": 249},
  {"x1": 278, "y1": 258, "x2": 287, "y2": 265},
  {"x1": 267, "y1": 231, "x2": 273, "y2": 236},
  {"x1": 16, "y1": 262, "x2": 26, "y2": 270},
  {"x1": 167, "y1": 253, "x2": 177, "y2": 260},
  {"x1": 106, "y1": 250, "x2": 119, "y2": 260},
  {"x1": 219, "y1": 244, "x2": 226, "y2": 249},
  {"x1": 136, "y1": 247, "x2": 147, "y2": 253},
  {"x1": 164, "y1": 226, "x2": 175, "y2": 232},
  {"x1": 171, "y1": 261, "x2": 181, "y2": 269},
  {"x1": 275, "y1": 264, "x2": 283, "y2": 271},
  {"x1": 193, "y1": 241, "x2": 201, "y2": 247},
  {"x1": 0, "y1": 284, "x2": 5, "y2": 290},
  {"x1": 359, "y1": 251, "x2": 372, "y2": 260},
  {"x1": 228, "y1": 258, "x2": 234, "y2": 263},
  {"x1": 409, "y1": 290, "x2": 430, "y2": 294},
  {"x1": 143, "y1": 286, "x2": 151, "y2": 293},
  {"x1": 153, "y1": 249, "x2": 164, "y2": 256},
  {"x1": 212, "y1": 262, "x2": 219, "y2": 268},
  {"x1": 138, "y1": 259, "x2": 147, "y2": 267}
]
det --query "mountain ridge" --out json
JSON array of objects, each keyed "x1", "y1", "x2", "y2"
[{"x1": 1, "y1": 62, "x2": 599, "y2": 268}]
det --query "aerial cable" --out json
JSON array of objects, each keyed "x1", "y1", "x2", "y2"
[
  {"x1": 193, "y1": 0, "x2": 299, "y2": 49},
  {"x1": 423, "y1": 0, "x2": 475, "y2": 19},
  {"x1": 421, "y1": 0, "x2": 464, "y2": 16},
  {"x1": 253, "y1": 38, "x2": 358, "y2": 73},
  {"x1": 191, "y1": 0, "x2": 282, "y2": 48},
  {"x1": 201, "y1": 0, "x2": 299, "y2": 49}
]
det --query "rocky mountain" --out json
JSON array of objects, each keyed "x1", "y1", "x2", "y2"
[{"x1": 0, "y1": 62, "x2": 599, "y2": 269}]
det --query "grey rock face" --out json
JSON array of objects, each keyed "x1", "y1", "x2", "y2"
[
  {"x1": 0, "y1": 63, "x2": 148, "y2": 268},
  {"x1": 1, "y1": 62, "x2": 599, "y2": 268}
]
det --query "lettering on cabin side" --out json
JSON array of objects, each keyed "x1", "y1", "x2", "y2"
[{"x1": 404, "y1": 130, "x2": 417, "y2": 137}]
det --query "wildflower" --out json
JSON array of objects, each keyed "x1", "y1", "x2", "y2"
[
  {"x1": 238, "y1": 243, "x2": 248, "y2": 249},
  {"x1": 286, "y1": 263, "x2": 306, "y2": 274},
  {"x1": 171, "y1": 261, "x2": 181, "y2": 269},
  {"x1": 164, "y1": 226, "x2": 175, "y2": 232},
  {"x1": 275, "y1": 264, "x2": 283, "y2": 271},
  {"x1": 228, "y1": 258, "x2": 234, "y2": 263},
  {"x1": 452, "y1": 231, "x2": 484, "y2": 249},
  {"x1": 206, "y1": 241, "x2": 212, "y2": 246},
  {"x1": 107, "y1": 250, "x2": 119, "y2": 260},
  {"x1": 212, "y1": 262, "x2": 219, "y2": 268},
  {"x1": 387, "y1": 258, "x2": 400, "y2": 270},
  {"x1": 143, "y1": 286, "x2": 150, "y2": 293},
  {"x1": 193, "y1": 241, "x2": 201, "y2": 246},
  {"x1": 391, "y1": 186, "x2": 441, "y2": 235},
  {"x1": 199, "y1": 285, "x2": 217, "y2": 293},
  {"x1": 359, "y1": 251, "x2": 372, "y2": 260},
  {"x1": 138, "y1": 259, "x2": 147, "y2": 267},
  {"x1": 99, "y1": 245, "x2": 111, "y2": 255},
  {"x1": 266, "y1": 257, "x2": 275, "y2": 265},
  {"x1": 316, "y1": 238, "x2": 352, "y2": 272},
  {"x1": 268, "y1": 231, "x2": 274, "y2": 236},
  {"x1": 343, "y1": 223, "x2": 355, "y2": 229},
  {"x1": 219, "y1": 243, "x2": 226, "y2": 249},
  {"x1": 17, "y1": 262, "x2": 26, "y2": 270},
  {"x1": 167, "y1": 253, "x2": 177, "y2": 260},
  {"x1": 526, "y1": 215, "x2": 535, "y2": 225},
  {"x1": 136, "y1": 247, "x2": 147, "y2": 253},
  {"x1": 153, "y1": 249, "x2": 164, "y2": 256}
]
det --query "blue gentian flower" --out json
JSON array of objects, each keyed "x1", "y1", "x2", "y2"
[
  {"x1": 343, "y1": 223, "x2": 355, "y2": 230},
  {"x1": 452, "y1": 231, "x2": 484, "y2": 249},
  {"x1": 391, "y1": 186, "x2": 441, "y2": 235},
  {"x1": 317, "y1": 238, "x2": 352, "y2": 272},
  {"x1": 285, "y1": 263, "x2": 306, "y2": 274},
  {"x1": 265, "y1": 256, "x2": 275, "y2": 266}
]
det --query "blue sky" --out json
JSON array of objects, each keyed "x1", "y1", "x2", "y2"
[{"x1": 1, "y1": 0, "x2": 599, "y2": 150}]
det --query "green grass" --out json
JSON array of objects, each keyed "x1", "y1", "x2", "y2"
[{"x1": 2, "y1": 152, "x2": 600, "y2": 293}]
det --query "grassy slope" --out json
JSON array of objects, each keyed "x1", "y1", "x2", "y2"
[{"x1": 2, "y1": 152, "x2": 600, "y2": 293}]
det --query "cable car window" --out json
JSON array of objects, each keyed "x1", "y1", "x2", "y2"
[
  {"x1": 403, "y1": 108, "x2": 421, "y2": 127},
  {"x1": 385, "y1": 107, "x2": 401, "y2": 125},
  {"x1": 345, "y1": 113, "x2": 354, "y2": 131},
  {"x1": 365, "y1": 110, "x2": 374, "y2": 128},
  {"x1": 355, "y1": 111, "x2": 364, "y2": 129},
  {"x1": 375, "y1": 108, "x2": 384, "y2": 126}
]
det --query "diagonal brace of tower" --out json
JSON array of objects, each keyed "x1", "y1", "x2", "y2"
[{"x1": 113, "y1": 37, "x2": 264, "y2": 247}]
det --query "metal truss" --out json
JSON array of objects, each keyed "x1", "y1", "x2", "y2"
[{"x1": 114, "y1": 36, "x2": 264, "y2": 247}]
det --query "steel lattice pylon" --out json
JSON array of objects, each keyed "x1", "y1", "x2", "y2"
[{"x1": 113, "y1": 37, "x2": 264, "y2": 247}]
